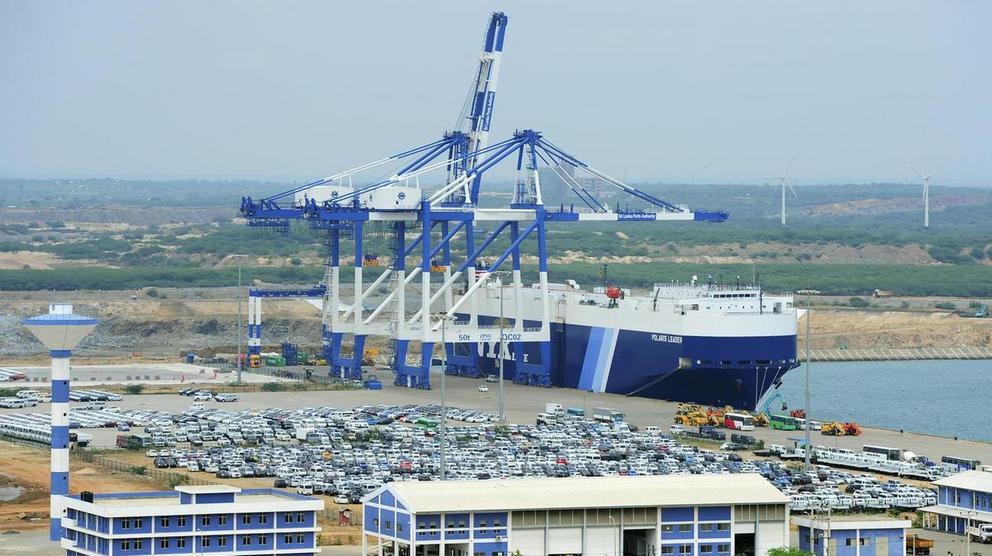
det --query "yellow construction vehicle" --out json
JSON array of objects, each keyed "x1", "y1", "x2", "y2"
[
  {"x1": 248, "y1": 354, "x2": 261, "y2": 368},
  {"x1": 821, "y1": 421, "x2": 846, "y2": 436},
  {"x1": 753, "y1": 413, "x2": 770, "y2": 427},
  {"x1": 362, "y1": 347, "x2": 380, "y2": 366}
]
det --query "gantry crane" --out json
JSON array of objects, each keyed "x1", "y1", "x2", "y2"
[{"x1": 238, "y1": 12, "x2": 727, "y2": 389}]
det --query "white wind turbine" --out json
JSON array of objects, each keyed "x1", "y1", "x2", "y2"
[
  {"x1": 916, "y1": 168, "x2": 939, "y2": 229},
  {"x1": 773, "y1": 157, "x2": 798, "y2": 226}
]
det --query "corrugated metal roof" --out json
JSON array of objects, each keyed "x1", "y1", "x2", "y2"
[
  {"x1": 382, "y1": 474, "x2": 788, "y2": 513},
  {"x1": 933, "y1": 470, "x2": 992, "y2": 492}
]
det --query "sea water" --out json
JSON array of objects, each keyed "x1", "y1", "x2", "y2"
[{"x1": 775, "y1": 359, "x2": 992, "y2": 443}]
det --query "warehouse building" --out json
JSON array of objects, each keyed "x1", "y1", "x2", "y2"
[
  {"x1": 920, "y1": 468, "x2": 992, "y2": 535},
  {"x1": 59, "y1": 484, "x2": 322, "y2": 555},
  {"x1": 795, "y1": 516, "x2": 910, "y2": 556},
  {"x1": 362, "y1": 474, "x2": 789, "y2": 556}
]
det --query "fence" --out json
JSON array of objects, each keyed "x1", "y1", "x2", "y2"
[
  {"x1": 810, "y1": 346, "x2": 992, "y2": 362},
  {"x1": 71, "y1": 449, "x2": 212, "y2": 487}
]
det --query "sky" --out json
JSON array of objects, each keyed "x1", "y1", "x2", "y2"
[{"x1": 1, "y1": 1, "x2": 990, "y2": 185}]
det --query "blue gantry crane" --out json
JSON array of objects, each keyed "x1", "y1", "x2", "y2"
[{"x1": 238, "y1": 12, "x2": 727, "y2": 389}]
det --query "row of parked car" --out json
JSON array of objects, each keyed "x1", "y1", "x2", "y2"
[
  {"x1": 178, "y1": 389, "x2": 239, "y2": 402},
  {"x1": 115, "y1": 402, "x2": 946, "y2": 512}
]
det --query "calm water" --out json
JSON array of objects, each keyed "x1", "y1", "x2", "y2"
[{"x1": 775, "y1": 359, "x2": 992, "y2": 443}]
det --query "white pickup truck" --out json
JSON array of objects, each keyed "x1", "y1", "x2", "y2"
[{"x1": 968, "y1": 524, "x2": 992, "y2": 543}]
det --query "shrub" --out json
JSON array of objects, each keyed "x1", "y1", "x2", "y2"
[
  {"x1": 935, "y1": 302, "x2": 957, "y2": 311},
  {"x1": 261, "y1": 382, "x2": 287, "y2": 392},
  {"x1": 129, "y1": 465, "x2": 147, "y2": 476},
  {"x1": 848, "y1": 297, "x2": 870, "y2": 308},
  {"x1": 145, "y1": 288, "x2": 159, "y2": 298},
  {"x1": 168, "y1": 474, "x2": 190, "y2": 488},
  {"x1": 124, "y1": 384, "x2": 144, "y2": 395}
]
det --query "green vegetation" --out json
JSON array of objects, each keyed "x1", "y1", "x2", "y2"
[
  {"x1": 123, "y1": 384, "x2": 145, "y2": 395},
  {"x1": 768, "y1": 548, "x2": 813, "y2": 556},
  {"x1": 260, "y1": 382, "x2": 289, "y2": 392},
  {"x1": 128, "y1": 465, "x2": 147, "y2": 476},
  {"x1": 934, "y1": 301, "x2": 957, "y2": 310},
  {"x1": 848, "y1": 296, "x2": 870, "y2": 308}
]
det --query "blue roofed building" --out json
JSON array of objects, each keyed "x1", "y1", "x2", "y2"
[
  {"x1": 362, "y1": 474, "x2": 789, "y2": 556},
  {"x1": 59, "y1": 484, "x2": 323, "y2": 555}
]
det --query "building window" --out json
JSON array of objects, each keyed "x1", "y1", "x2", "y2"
[
  {"x1": 717, "y1": 523, "x2": 730, "y2": 531},
  {"x1": 121, "y1": 518, "x2": 131, "y2": 530},
  {"x1": 177, "y1": 538, "x2": 186, "y2": 549},
  {"x1": 121, "y1": 540, "x2": 131, "y2": 550},
  {"x1": 242, "y1": 514, "x2": 251, "y2": 525},
  {"x1": 296, "y1": 533, "x2": 305, "y2": 543},
  {"x1": 447, "y1": 520, "x2": 454, "y2": 528},
  {"x1": 160, "y1": 517, "x2": 170, "y2": 528},
  {"x1": 860, "y1": 538, "x2": 870, "y2": 546},
  {"x1": 202, "y1": 536, "x2": 211, "y2": 547},
  {"x1": 284, "y1": 513, "x2": 293, "y2": 523},
  {"x1": 494, "y1": 518, "x2": 502, "y2": 527},
  {"x1": 134, "y1": 540, "x2": 143, "y2": 550},
  {"x1": 177, "y1": 516, "x2": 187, "y2": 527},
  {"x1": 679, "y1": 545, "x2": 692, "y2": 554},
  {"x1": 258, "y1": 534, "x2": 268, "y2": 544},
  {"x1": 218, "y1": 515, "x2": 228, "y2": 526},
  {"x1": 258, "y1": 513, "x2": 268, "y2": 524},
  {"x1": 296, "y1": 512, "x2": 305, "y2": 523},
  {"x1": 699, "y1": 523, "x2": 714, "y2": 532},
  {"x1": 845, "y1": 539, "x2": 853, "y2": 546},
  {"x1": 218, "y1": 536, "x2": 228, "y2": 547},
  {"x1": 160, "y1": 538, "x2": 170, "y2": 549},
  {"x1": 700, "y1": 545, "x2": 713, "y2": 553},
  {"x1": 134, "y1": 518, "x2": 143, "y2": 529},
  {"x1": 679, "y1": 524, "x2": 692, "y2": 533},
  {"x1": 284, "y1": 534, "x2": 293, "y2": 545},
  {"x1": 662, "y1": 546, "x2": 674, "y2": 554},
  {"x1": 398, "y1": 523, "x2": 404, "y2": 532},
  {"x1": 662, "y1": 524, "x2": 674, "y2": 533},
  {"x1": 386, "y1": 520, "x2": 392, "y2": 530},
  {"x1": 480, "y1": 519, "x2": 487, "y2": 527},
  {"x1": 242, "y1": 535, "x2": 252, "y2": 545},
  {"x1": 374, "y1": 518, "x2": 379, "y2": 527},
  {"x1": 718, "y1": 544, "x2": 730, "y2": 553},
  {"x1": 202, "y1": 515, "x2": 211, "y2": 526}
]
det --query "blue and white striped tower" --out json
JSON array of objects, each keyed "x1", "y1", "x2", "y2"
[{"x1": 23, "y1": 303, "x2": 96, "y2": 542}]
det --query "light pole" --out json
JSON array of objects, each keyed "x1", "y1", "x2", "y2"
[
  {"x1": 232, "y1": 254, "x2": 248, "y2": 384},
  {"x1": 608, "y1": 513, "x2": 619, "y2": 556},
  {"x1": 796, "y1": 288, "x2": 819, "y2": 473},
  {"x1": 497, "y1": 275, "x2": 505, "y2": 422},
  {"x1": 435, "y1": 312, "x2": 454, "y2": 481}
]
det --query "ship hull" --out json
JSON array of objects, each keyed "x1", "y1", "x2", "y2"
[{"x1": 467, "y1": 317, "x2": 797, "y2": 411}]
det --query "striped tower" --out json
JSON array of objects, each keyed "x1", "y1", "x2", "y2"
[
  {"x1": 23, "y1": 303, "x2": 96, "y2": 542},
  {"x1": 247, "y1": 292, "x2": 262, "y2": 355}
]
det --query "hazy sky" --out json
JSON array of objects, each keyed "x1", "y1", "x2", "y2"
[{"x1": 2, "y1": 1, "x2": 990, "y2": 185}]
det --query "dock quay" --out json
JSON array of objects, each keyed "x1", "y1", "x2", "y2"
[{"x1": 810, "y1": 346, "x2": 992, "y2": 361}]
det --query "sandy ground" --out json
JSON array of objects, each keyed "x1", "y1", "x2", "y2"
[{"x1": 0, "y1": 442, "x2": 166, "y2": 533}]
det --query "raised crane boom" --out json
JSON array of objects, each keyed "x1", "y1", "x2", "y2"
[{"x1": 448, "y1": 12, "x2": 508, "y2": 204}]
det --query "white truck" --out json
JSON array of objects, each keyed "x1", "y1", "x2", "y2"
[
  {"x1": 545, "y1": 403, "x2": 564, "y2": 416},
  {"x1": 968, "y1": 524, "x2": 992, "y2": 543},
  {"x1": 593, "y1": 407, "x2": 625, "y2": 423}
]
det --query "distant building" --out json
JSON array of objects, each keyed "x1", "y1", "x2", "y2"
[
  {"x1": 362, "y1": 474, "x2": 789, "y2": 556},
  {"x1": 795, "y1": 516, "x2": 910, "y2": 556},
  {"x1": 60, "y1": 485, "x2": 323, "y2": 556},
  {"x1": 537, "y1": 163, "x2": 574, "y2": 205},
  {"x1": 920, "y1": 468, "x2": 992, "y2": 536}
]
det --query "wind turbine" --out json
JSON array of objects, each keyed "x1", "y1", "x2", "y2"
[
  {"x1": 916, "y1": 169, "x2": 939, "y2": 229},
  {"x1": 773, "y1": 157, "x2": 798, "y2": 226}
]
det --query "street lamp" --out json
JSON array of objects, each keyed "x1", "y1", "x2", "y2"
[
  {"x1": 231, "y1": 254, "x2": 248, "y2": 384},
  {"x1": 796, "y1": 288, "x2": 819, "y2": 473},
  {"x1": 434, "y1": 312, "x2": 455, "y2": 481}
]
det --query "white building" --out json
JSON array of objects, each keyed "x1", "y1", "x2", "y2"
[
  {"x1": 60, "y1": 484, "x2": 323, "y2": 555},
  {"x1": 362, "y1": 474, "x2": 789, "y2": 556}
]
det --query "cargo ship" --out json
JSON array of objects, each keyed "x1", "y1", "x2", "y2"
[{"x1": 466, "y1": 279, "x2": 799, "y2": 411}]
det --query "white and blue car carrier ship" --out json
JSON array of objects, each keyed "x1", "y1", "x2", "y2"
[{"x1": 464, "y1": 279, "x2": 799, "y2": 411}]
